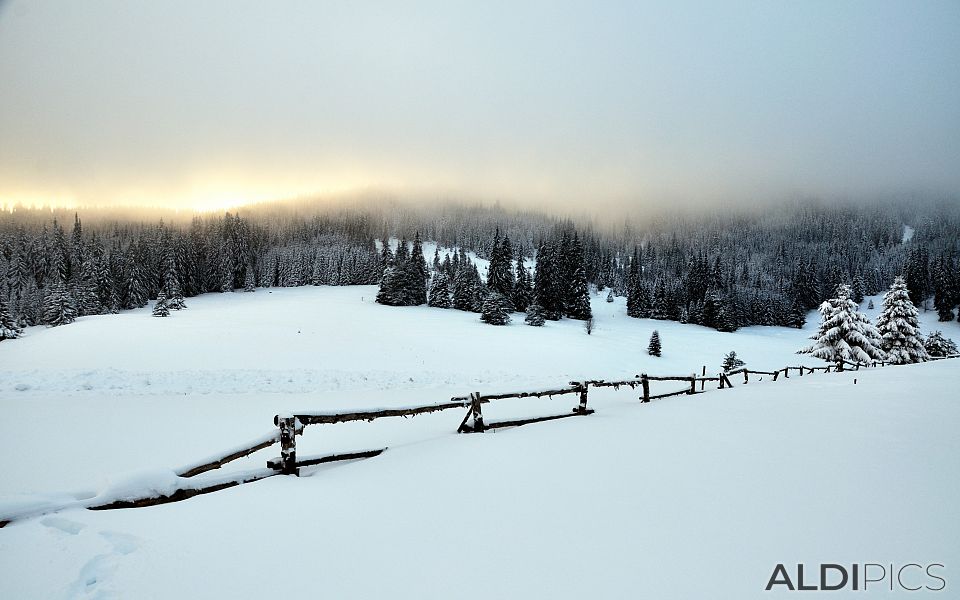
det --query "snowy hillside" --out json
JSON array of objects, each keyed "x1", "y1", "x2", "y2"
[{"x1": 1, "y1": 287, "x2": 958, "y2": 599}]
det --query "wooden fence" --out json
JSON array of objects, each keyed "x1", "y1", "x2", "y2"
[{"x1": 1, "y1": 354, "x2": 956, "y2": 527}]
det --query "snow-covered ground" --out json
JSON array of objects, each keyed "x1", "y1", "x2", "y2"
[{"x1": 1, "y1": 286, "x2": 958, "y2": 599}]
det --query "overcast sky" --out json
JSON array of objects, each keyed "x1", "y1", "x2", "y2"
[{"x1": 1, "y1": 0, "x2": 958, "y2": 211}]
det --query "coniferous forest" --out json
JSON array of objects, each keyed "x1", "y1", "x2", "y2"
[{"x1": 1, "y1": 197, "x2": 959, "y2": 339}]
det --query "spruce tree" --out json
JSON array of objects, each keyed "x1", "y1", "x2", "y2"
[
  {"x1": 851, "y1": 273, "x2": 867, "y2": 304},
  {"x1": 410, "y1": 232, "x2": 428, "y2": 283},
  {"x1": 42, "y1": 281, "x2": 78, "y2": 326},
  {"x1": 487, "y1": 230, "x2": 515, "y2": 303},
  {"x1": 606, "y1": 289, "x2": 614, "y2": 303},
  {"x1": 243, "y1": 266, "x2": 256, "y2": 292},
  {"x1": 152, "y1": 291, "x2": 170, "y2": 317},
  {"x1": 0, "y1": 295, "x2": 23, "y2": 340},
  {"x1": 799, "y1": 284, "x2": 885, "y2": 367},
  {"x1": 524, "y1": 303, "x2": 546, "y2": 326},
  {"x1": 563, "y1": 233, "x2": 592, "y2": 320},
  {"x1": 376, "y1": 266, "x2": 405, "y2": 306},
  {"x1": 427, "y1": 272, "x2": 451, "y2": 308},
  {"x1": 876, "y1": 276, "x2": 929, "y2": 364},
  {"x1": 165, "y1": 272, "x2": 186, "y2": 309},
  {"x1": 722, "y1": 351, "x2": 745, "y2": 372},
  {"x1": 647, "y1": 330, "x2": 662, "y2": 357},
  {"x1": 512, "y1": 245, "x2": 533, "y2": 313},
  {"x1": 923, "y1": 331, "x2": 958, "y2": 357},
  {"x1": 533, "y1": 241, "x2": 563, "y2": 320},
  {"x1": 480, "y1": 290, "x2": 511, "y2": 325}
]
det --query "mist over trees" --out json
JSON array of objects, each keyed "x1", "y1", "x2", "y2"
[{"x1": 0, "y1": 198, "x2": 958, "y2": 336}]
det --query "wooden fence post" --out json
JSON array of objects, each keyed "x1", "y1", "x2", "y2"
[
  {"x1": 743, "y1": 369, "x2": 749, "y2": 384},
  {"x1": 701, "y1": 366, "x2": 706, "y2": 391},
  {"x1": 641, "y1": 374, "x2": 650, "y2": 403},
  {"x1": 688, "y1": 376, "x2": 696, "y2": 395},
  {"x1": 782, "y1": 368, "x2": 789, "y2": 378},
  {"x1": 576, "y1": 383, "x2": 589, "y2": 414},
  {"x1": 278, "y1": 415, "x2": 299, "y2": 476},
  {"x1": 470, "y1": 392, "x2": 485, "y2": 433}
]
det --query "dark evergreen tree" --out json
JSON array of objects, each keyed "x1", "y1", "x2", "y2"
[
  {"x1": 924, "y1": 331, "x2": 958, "y2": 357},
  {"x1": 42, "y1": 281, "x2": 77, "y2": 326},
  {"x1": 486, "y1": 229, "x2": 515, "y2": 306},
  {"x1": 152, "y1": 291, "x2": 170, "y2": 317},
  {"x1": 427, "y1": 272, "x2": 451, "y2": 308},
  {"x1": 533, "y1": 241, "x2": 563, "y2": 319},
  {"x1": 563, "y1": 233, "x2": 592, "y2": 320},
  {"x1": 647, "y1": 330, "x2": 662, "y2": 357},
  {"x1": 722, "y1": 351, "x2": 745, "y2": 372},
  {"x1": 606, "y1": 289, "x2": 614, "y2": 303},
  {"x1": 243, "y1": 266, "x2": 256, "y2": 292},
  {"x1": 512, "y1": 245, "x2": 533, "y2": 313},
  {"x1": 0, "y1": 295, "x2": 22, "y2": 340},
  {"x1": 480, "y1": 290, "x2": 511, "y2": 325},
  {"x1": 524, "y1": 303, "x2": 546, "y2": 326}
]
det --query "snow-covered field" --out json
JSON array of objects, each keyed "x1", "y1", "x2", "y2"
[{"x1": 1, "y1": 286, "x2": 958, "y2": 599}]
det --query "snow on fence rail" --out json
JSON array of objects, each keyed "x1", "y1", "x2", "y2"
[{"x1": 2, "y1": 355, "x2": 957, "y2": 527}]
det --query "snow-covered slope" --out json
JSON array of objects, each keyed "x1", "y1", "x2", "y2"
[{"x1": 1, "y1": 287, "x2": 958, "y2": 599}]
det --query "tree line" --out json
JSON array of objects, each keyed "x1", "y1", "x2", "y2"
[{"x1": 1, "y1": 198, "x2": 958, "y2": 339}]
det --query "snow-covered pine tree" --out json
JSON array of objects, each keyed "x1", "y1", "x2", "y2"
[
  {"x1": 512, "y1": 245, "x2": 533, "y2": 313},
  {"x1": 647, "y1": 330, "x2": 662, "y2": 357},
  {"x1": 606, "y1": 289, "x2": 614, "y2": 303},
  {"x1": 563, "y1": 233, "x2": 592, "y2": 320},
  {"x1": 486, "y1": 230, "x2": 515, "y2": 304},
  {"x1": 75, "y1": 262, "x2": 102, "y2": 316},
  {"x1": 427, "y1": 272, "x2": 451, "y2": 308},
  {"x1": 451, "y1": 265, "x2": 473, "y2": 311},
  {"x1": 923, "y1": 331, "x2": 958, "y2": 357},
  {"x1": 152, "y1": 291, "x2": 170, "y2": 317},
  {"x1": 0, "y1": 295, "x2": 23, "y2": 340},
  {"x1": 410, "y1": 232, "x2": 428, "y2": 282},
  {"x1": 243, "y1": 266, "x2": 256, "y2": 292},
  {"x1": 524, "y1": 303, "x2": 546, "y2": 326},
  {"x1": 165, "y1": 272, "x2": 186, "y2": 310},
  {"x1": 376, "y1": 265, "x2": 405, "y2": 306},
  {"x1": 627, "y1": 282, "x2": 651, "y2": 318},
  {"x1": 851, "y1": 273, "x2": 867, "y2": 304},
  {"x1": 533, "y1": 241, "x2": 563, "y2": 320},
  {"x1": 876, "y1": 276, "x2": 929, "y2": 364},
  {"x1": 722, "y1": 351, "x2": 745, "y2": 372},
  {"x1": 42, "y1": 281, "x2": 78, "y2": 326},
  {"x1": 125, "y1": 260, "x2": 150, "y2": 309},
  {"x1": 799, "y1": 284, "x2": 885, "y2": 368},
  {"x1": 480, "y1": 290, "x2": 511, "y2": 325},
  {"x1": 867, "y1": 299, "x2": 874, "y2": 310}
]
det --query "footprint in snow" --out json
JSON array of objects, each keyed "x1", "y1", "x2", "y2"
[
  {"x1": 41, "y1": 516, "x2": 85, "y2": 535},
  {"x1": 62, "y1": 531, "x2": 142, "y2": 600}
]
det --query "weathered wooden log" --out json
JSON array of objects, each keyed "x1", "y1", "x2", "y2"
[
  {"x1": 278, "y1": 416, "x2": 298, "y2": 476},
  {"x1": 294, "y1": 401, "x2": 468, "y2": 426},
  {"x1": 576, "y1": 383, "x2": 589, "y2": 414},
  {"x1": 89, "y1": 470, "x2": 277, "y2": 511},
  {"x1": 648, "y1": 388, "x2": 690, "y2": 400},
  {"x1": 485, "y1": 409, "x2": 594, "y2": 431},
  {"x1": 633, "y1": 375, "x2": 697, "y2": 382},
  {"x1": 470, "y1": 392, "x2": 485, "y2": 433},
  {"x1": 456, "y1": 406, "x2": 474, "y2": 433},
  {"x1": 267, "y1": 448, "x2": 385, "y2": 470}
]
